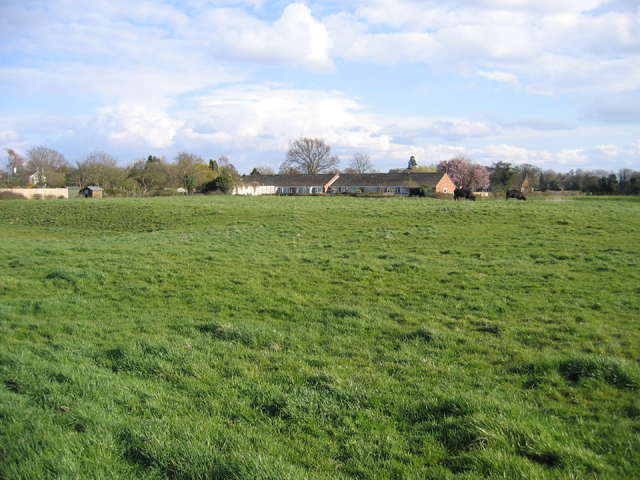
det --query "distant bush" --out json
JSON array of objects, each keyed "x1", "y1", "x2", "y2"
[
  {"x1": 150, "y1": 189, "x2": 181, "y2": 197},
  {"x1": 0, "y1": 191, "x2": 27, "y2": 200}
]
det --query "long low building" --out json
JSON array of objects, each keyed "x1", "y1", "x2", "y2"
[
  {"x1": 233, "y1": 172, "x2": 455, "y2": 195},
  {"x1": 234, "y1": 174, "x2": 339, "y2": 195}
]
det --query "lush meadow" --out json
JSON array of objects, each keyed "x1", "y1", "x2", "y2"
[{"x1": 0, "y1": 195, "x2": 639, "y2": 479}]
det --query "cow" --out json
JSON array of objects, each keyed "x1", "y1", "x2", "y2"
[
  {"x1": 454, "y1": 187, "x2": 476, "y2": 201},
  {"x1": 408, "y1": 187, "x2": 426, "y2": 197},
  {"x1": 506, "y1": 190, "x2": 526, "y2": 201}
]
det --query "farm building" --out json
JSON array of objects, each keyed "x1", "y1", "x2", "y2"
[
  {"x1": 329, "y1": 173, "x2": 455, "y2": 194},
  {"x1": 233, "y1": 174, "x2": 339, "y2": 195},
  {"x1": 82, "y1": 186, "x2": 104, "y2": 198},
  {"x1": 233, "y1": 172, "x2": 455, "y2": 196}
]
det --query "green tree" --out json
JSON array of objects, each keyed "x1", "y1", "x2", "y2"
[
  {"x1": 207, "y1": 170, "x2": 234, "y2": 194},
  {"x1": 618, "y1": 169, "x2": 640, "y2": 195},
  {"x1": 539, "y1": 172, "x2": 548, "y2": 192},
  {"x1": 217, "y1": 156, "x2": 241, "y2": 180},
  {"x1": 407, "y1": 156, "x2": 417, "y2": 171},
  {"x1": 174, "y1": 151, "x2": 206, "y2": 194},
  {"x1": 128, "y1": 156, "x2": 170, "y2": 195},
  {"x1": 627, "y1": 173, "x2": 640, "y2": 195},
  {"x1": 489, "y1": 161, "x2": 515, "y2": 192},
  {"x1": 515, "y1": 163, "x2": 542, "y2": 190}
]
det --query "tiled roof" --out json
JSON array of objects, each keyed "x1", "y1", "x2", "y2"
[
  {"x1": 332, "y1": 173, "x2": 446, "y2": 186},
  {"x1": 240, "y1": 174, "x2": 336, "y2": 186},
  {"x1": 239, "y1": 172, "x2": 448, "y2": 188}
]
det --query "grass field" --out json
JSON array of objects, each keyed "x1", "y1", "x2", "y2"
[{"x1": 0, "y1": 195, "x2": 639, "y2": 479}]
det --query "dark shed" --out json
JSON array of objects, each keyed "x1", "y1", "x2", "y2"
[{"x1": 82, "y1": 186, "x2": 104, "y2": 198}]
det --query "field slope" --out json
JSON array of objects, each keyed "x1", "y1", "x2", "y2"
[{"x1": 1, "y1": 195, "x2": 639, "y2": 479}]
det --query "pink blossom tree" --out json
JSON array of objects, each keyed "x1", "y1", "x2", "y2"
[{"x1": 437, "y1": 155, "x2": 490, "y2": 190}]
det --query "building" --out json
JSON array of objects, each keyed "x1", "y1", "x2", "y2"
[
  {"x1": 328, "y1": 173, "x2": 454, "y2": 194},
  {"x1": 233, "y1": 174, "x2": 338, "y2": 195},
  {"x1": 66, "y1": 186, "x2": 81, "y2": 198},
  {"x1": 82, "y1": 186, "x2": 104, "y2": 198},
  {"x1": 233, "y1": 172, "x2": 455, "y2": 196}
]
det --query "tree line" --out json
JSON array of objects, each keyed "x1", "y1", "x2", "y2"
[
  {"x1": 3, "y1": 139, "x2": 639, "y2": 196},
  {"x1": 3, "y1": 147, "x2": 240, "y2": 195},
  {"x1": 277, "y1": 139, "x2": 640, "y2": 196},
  {"x1": 485, "y1": 161, "x2": 640, "y2": 195}
]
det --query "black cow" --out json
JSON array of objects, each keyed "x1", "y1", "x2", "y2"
[
  {"x1": 506, "y1": 190, "x2": 526, "y2": 200},
  {"x1": 454, "y1": 187, "x2": 476, "y2": 201},
  {"x1": 408, "y1": 187, "x2": 425, "y2": 197}
]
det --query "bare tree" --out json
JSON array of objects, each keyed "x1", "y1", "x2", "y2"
[
  {"x1": 85, "y1": 151, "x2": 122, "y2": 190},
  {"x1": 348, "y1": 153, "x2": 375, "y2": 174},
  {"x1": 4, "y1": 149, "x2": 27, "y2": 186},
  {"x1": 26, "y1": 146, "x2": 69, "y2": 187},
  {"x1": 279, "y1": 162, "x2": 302, "y2": 174},
  {"x1": 284, "y1": 137, "x2": 340, "y2": 174},
  {"x1": 73, "y1": 159, "x2": 93, "y2": 188},
  {"x1": 251, "y1": 165, "x2": 276, "y2": 175},
  {"x1": 411, "y1": 165, "x2": 437, "y2": 173}
]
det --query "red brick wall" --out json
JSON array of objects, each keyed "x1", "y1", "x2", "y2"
[{"x1": 436, "y1": 174, "x2": 456, "y2": 193}]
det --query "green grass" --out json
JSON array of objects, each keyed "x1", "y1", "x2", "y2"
[{"x1": 1, "y1": 195, "x2": 639, "y2": 479}]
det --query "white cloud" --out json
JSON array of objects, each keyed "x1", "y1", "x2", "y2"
[
  {"x1": 477, "y1": 70, "x2": 519, "y2": 84},
  {"x1": 178, "y1": 85, "x2": 389, "y2": 152},
  {"x1": 0, "y1": 64, "x2": 241, "y2": 109},
  {"x1": 554, "y1": 148, "x2": 590, "y2": 165},
  {"x1": 418, "y1": 120, "x2": 498, "y2": 141},
  {"x1": 0, "y1": 130, "x2": 19, "y2": 143},
  {"x1": 0, "y1": 1, "x2": 331, "y2": 108},
  {"x1": 204, "y1": 3, "x2": 334, "y2": 71},
  {"x1": 88, "y1": 104, "x2": 182, "y2": 149},
  {"x1": 325, "y1": 0, "x2": 640, "y2": 93}
]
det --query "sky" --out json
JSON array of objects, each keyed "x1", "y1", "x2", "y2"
[{"x1": 1, "y1": 0, "x2": 639, "y2": 174}]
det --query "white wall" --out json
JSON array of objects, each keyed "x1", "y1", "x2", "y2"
[
  {"x1": 233, "y1": 184, "x2": 276, "y2": 195},
  {"x1": 2, "y1": 188, "x2": 69, "y2": 199}
]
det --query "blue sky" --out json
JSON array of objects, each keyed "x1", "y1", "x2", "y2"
[{"x1": 1, "y1": 0, "x2": 639, "y2": 174}]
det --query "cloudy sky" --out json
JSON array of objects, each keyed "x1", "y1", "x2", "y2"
[{"x1": 2, "y1": 0, "x2": 639, "y2": 174}]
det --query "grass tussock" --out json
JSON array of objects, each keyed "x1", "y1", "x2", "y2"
[{"x1": 559, "y1": 354, "x2": 639, "y2": 389}]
